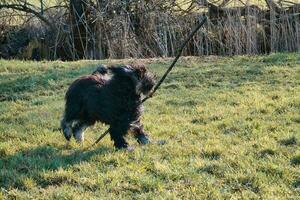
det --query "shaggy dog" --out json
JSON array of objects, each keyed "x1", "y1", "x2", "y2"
[{"x1": 61, "y1": 64, "x2": 155, "y2": 149}]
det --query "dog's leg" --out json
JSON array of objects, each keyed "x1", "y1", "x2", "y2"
[
  {"x1": 62, "y1": 99, "x2": 82, "y2": 142},
  {"x1": 61, "y1": 116, "x2": 73, "y2": 141},
  {"x1": 130, "y1": 121, "x2": 150, "y2": 145},
  {"x1": 109, "y1": 121, "x2": 130, "y2": 149},
  {"x1": 72, "y1": 121, "x2": 88, "y2": 143}
]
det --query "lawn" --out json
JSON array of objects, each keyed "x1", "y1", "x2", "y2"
[{"x1": 0, "y1": 53, "x2": 300, "y2": 199}]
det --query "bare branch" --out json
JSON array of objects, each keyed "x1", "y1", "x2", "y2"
[{"x1": 0, "y1": 3, "x2": 55, "y2": 30}]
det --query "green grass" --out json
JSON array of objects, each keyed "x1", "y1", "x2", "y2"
[{"x1": 0, "y1": 53, "x2": 300, "y2": 199}]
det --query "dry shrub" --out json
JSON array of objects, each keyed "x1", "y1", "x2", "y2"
[{"x1": 0, "y1": 0, "x2": 299, "y2": 60}]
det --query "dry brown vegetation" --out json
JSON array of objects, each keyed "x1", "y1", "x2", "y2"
[{"x1": 0, "y1": 0, "x2": 299, "y2": 60}]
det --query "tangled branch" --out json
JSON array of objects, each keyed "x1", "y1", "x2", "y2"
[{"x1": 0, "y1": 2, "x2": 55, "y2": 30}]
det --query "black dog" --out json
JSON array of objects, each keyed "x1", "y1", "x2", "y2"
[{"x1": 61, "y1": 64, "x2": 155, "y2": 149}]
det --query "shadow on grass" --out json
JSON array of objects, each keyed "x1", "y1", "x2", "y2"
[{"x1": 0, "y1": 145, "x2": 110, "y2": 190}]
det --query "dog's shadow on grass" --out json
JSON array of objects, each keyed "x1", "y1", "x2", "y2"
[{"x1": 0, "y1": 144, "x2": 110, "y2": 190}]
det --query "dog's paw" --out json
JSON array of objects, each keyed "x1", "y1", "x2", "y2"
[
  {"x1": 62, "y1": 127, "x2": 72, "y2": 141},
  {"x1": 114, "y1": 142, "x2": 129, "y2": 149},
  {"x1": 137, "y1": 135, "x2": 151, "y2": 145}
]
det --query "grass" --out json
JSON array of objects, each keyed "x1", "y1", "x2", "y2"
[{"x1": 0, "y1": 53, "x2": 300, "y2": 199}]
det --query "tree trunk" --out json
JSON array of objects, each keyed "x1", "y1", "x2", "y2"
[{"x1": 70, "y1": 0, "x2": 88, "y2": 59}]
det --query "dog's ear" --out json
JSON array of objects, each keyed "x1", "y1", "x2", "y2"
[{"x1": 130, "y1": 63, "x2": 146, "y2": 79}]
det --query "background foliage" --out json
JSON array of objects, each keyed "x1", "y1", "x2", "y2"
[{"x1": 0, "y1": 0, "x2": 299, "y2": 60}]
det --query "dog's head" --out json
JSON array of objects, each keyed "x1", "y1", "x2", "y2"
[
  {"x1": 128, "y1": 63, "x2": 155, "y2": 95},
  {"x1": 109, "y1": 63, "x2": 155, "y2": 95}
]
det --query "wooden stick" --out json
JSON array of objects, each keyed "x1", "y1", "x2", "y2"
[
  {"x1": 85, "y1": 129, "x2": 110, "y2": 150},
  {"x1": 142, "y1": 15, "x2": 207, "y2": 103}
]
